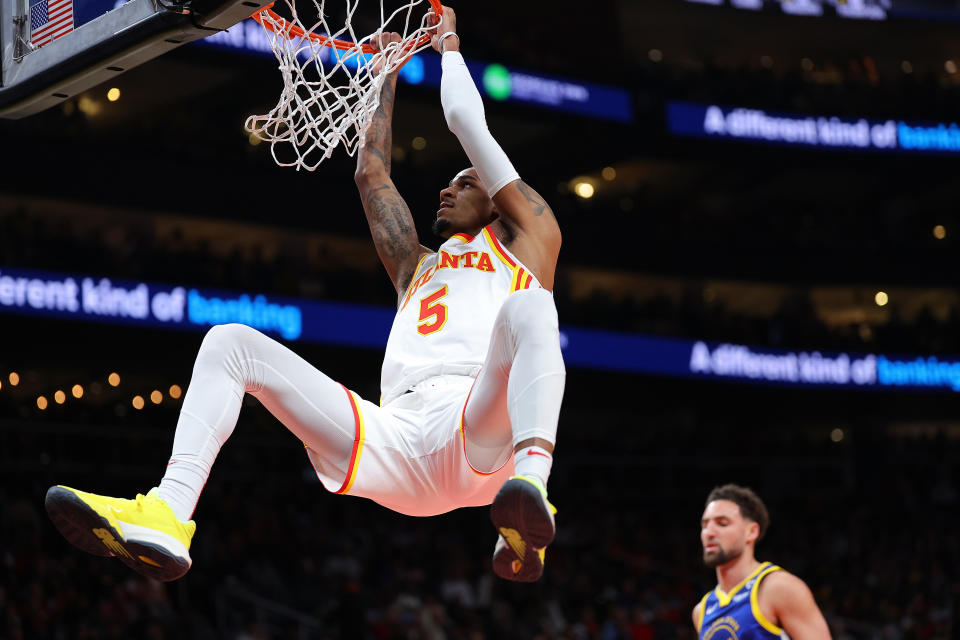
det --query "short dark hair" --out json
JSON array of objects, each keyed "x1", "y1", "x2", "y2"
[{"x1": 705, "y1": 484, "x2": 770, "y2": 541}]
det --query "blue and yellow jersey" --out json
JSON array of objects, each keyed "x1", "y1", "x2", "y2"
[{"x1": 697, "y1": 562, "x2": 785, "y2": 640}]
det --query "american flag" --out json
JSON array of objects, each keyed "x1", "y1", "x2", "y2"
[{"x1": 30, "y1": 0, "x2": 74, "y2": 48}]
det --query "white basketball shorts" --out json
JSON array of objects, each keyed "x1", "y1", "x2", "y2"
[{"x1": 304, "y1": 374, "x2": 515, "y2": 517}]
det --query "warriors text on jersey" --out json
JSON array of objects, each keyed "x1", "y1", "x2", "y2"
[
  {"x1": 698, "y1": 562, "x2": 786, "y2": 640},
  {"x1": 380, "y1": 226, "x2": 540, "y2": 404}
]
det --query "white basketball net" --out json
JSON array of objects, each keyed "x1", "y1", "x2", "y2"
[{"x1": 245, "y1": 0, "x2": 439, "y2": 171}]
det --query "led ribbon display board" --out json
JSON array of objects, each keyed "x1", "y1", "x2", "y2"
[
  {"x1": 683, "y1": 0, "x2": 890, "y2": 21},
  {"x1": 667, "y1": 101, "x2": 960, "y2": 154},
  {"x1": 3, "y1": 265, "x2": 957, "y2": 392},
  {"x1": 0, "y1": 266, "x2": 385, "y2": 347},
  {"x1": 73, "y1": 1, "x2": 631, "y2": 121},
  {"x1": 684, "y1": 0, "x2": 960, "y2": 22},
  {"x1": 200, "y1": 20, "x2": 633, "y2": 123}
]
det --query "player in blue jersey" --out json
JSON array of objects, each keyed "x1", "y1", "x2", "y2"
[{"x1": 692, "y1": 484, "x2": 831, "y2": 640}]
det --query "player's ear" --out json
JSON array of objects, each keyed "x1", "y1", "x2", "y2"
[{"x1": 745, "y1": 520, "x2": 760, "y2": 544}]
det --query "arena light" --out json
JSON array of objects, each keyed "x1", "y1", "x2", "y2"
[
  {"x1": 574, "y1": 182, "x2": 595, "y2": 199},
  {"x1": 248, "y1": 131, "x2": 262, "y2": 146},
  {"x1": 901, "y1": 60, "x2": 913, "y2": 74},
  {"x1": 875, "y1": 291, "x2": 889, "y2": 307},
  {"x1": 648, "y1": 49, "x2": 662, "y2": 63},
  {"x1": 169, "y1": 384, "x2": 183, "y2": 399},
  {"x1": 412, "y1": 136, "x2": 426, "y2": 150},
  {"x1": 54, "y1": 390, "x2": 66, "y2": 404},
  {"x1": 37, "y1": 396, "x2": 48, "y2": 410},
  {"x1": 601, "y1": 167, "x2": 616, "y2": 181},
  {"x1": 77, "y1": 95, "x2": 102, "y2": 117},
  {"x1": 132, "y1": 395, "x2": 145, "y2": 410},
  {"x1": 934, "y1": 224, "x2": 946, "y2": 240},
  {"x1": 9, "y1": 372, "x2": 19, "y2": 386},
  {"x1": 151, "y1": 390, "x2": 163, "y2": 404},
  {"x1": 108, "y1": 372, "x2": 121, "y2": 387},
  {"x1": 72, "y1": 384, "x2": 84, "y2": 399},
  {"x1": 830, "y1": 428, "x2": 845, "y2": 442},
  {"x1": 947, "y1": 60, "x2": 958, "y2": 74},
  {"x1": 106, "y1": 87, "x2": 121, "y2": 102}
]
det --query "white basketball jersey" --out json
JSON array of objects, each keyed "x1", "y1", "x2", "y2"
[{"x1": 380, "y1": 226, "x2": 541, "y2": 404}]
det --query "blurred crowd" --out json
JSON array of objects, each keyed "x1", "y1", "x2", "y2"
[
  {"x1": 557, "y1": 287, "x2": 960, "y2": 354},
  {"x1": 2, "y1": 403, "x2": 957, "y2": 639}
]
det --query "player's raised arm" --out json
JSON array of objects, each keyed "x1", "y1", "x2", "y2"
[
  {"x1": 430, "y1": 7, "x2": 561, "y2": 257},
  {"x1": 355, "y1": 33, "x2": 431, "y2": 298}
]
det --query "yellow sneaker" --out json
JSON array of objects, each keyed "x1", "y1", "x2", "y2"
[
  {"x1": 490, "y1": 475, "x2": 557, "y2": 582},
  {"x1": 45, "y1": 485, "x2": 196, "y2": 581}
]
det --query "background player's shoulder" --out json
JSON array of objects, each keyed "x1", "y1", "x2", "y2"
[
  {"x1": 757, "y1": 568, "x2": 812, "y2": 602},
  {"x1": 692, "y1": 591, "x2": 710, "y2": 632}
]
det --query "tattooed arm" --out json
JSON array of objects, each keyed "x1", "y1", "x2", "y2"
[
  {"x1": 354, "y1": 58, "x2": 431, "y2": 299},
  {"x1": 490, "y1": 180, "x2": 561, "y2": 248}
]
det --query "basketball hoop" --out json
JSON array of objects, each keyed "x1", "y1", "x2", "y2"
[{"x1": 245, "y1": 0, "x2": 443, "y2": 171}]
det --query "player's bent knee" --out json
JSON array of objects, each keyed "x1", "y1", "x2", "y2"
[{"x1": 198, "y1": 323, "x2": 265, "y2": 356}]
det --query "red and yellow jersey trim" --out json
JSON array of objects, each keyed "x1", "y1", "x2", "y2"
[
  {"x1": 483, "y1": 226, "x2": 515, "y2": 268},
  {"x1": 402, "y1": 253, "x2": 432, "y2": 296},
  {"x1": 411, "y1": 252, "x2": 432, "y2": 278},
  {"x1": 511, "y1": 267, "x2": 536, "y2": 293},
  {"x1": 334, "y1": 385, "x2": 366, "y2": 494},
  {"x1": 450, "y1": 232, "x2": 475, "y2": 243},
  {"x1": 399, "y1": 253, "x2": 433, "y2": 311},
  {"x1": 482, "y1": 226, "x2": 536, "y2": 294}
]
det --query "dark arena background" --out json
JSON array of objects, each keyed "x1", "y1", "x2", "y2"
[{"x1": 2, "y1": 0, "x2": 960, "y2": 638}]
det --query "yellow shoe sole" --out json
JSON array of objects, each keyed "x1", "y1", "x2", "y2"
[
  {"x1": 490, "y1": 477, "x2": 555, "y2": 582},
  {"x1": 45, "y1": 486, "x2": 192, "y2": 581}
]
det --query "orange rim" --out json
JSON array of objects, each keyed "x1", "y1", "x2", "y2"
[{"x1": 252, "y1": 0, "x2": 443, "y2": 54}]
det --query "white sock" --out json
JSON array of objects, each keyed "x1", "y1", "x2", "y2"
[
  {"x1": 158, "y1": 457, "x2": 210, "y2": 521},
  {"x1": 513, "y1": 445, "x2": 553, "y2": 492}
]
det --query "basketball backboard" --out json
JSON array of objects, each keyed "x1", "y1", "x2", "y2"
[{"x1": 0, "y1": 0, "x2": 270, "y2": 118}]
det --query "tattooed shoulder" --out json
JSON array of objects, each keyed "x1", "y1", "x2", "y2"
[{"x1": 516, "y1": 181, "x2": 554, "y2": 218}]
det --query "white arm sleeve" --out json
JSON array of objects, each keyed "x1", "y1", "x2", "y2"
[{"x1": 440, "y1": 51, "x2": 520, "y2": 198}]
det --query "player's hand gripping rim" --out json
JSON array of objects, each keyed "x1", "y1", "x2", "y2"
[
  {"x1": 369, "y1": 31, "x2": 403, "y2": 75},
  {"x1": 428, "y1": 5, "x2": 459, "y2": 54}
]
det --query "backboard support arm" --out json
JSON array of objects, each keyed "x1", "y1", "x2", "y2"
[{"x1": 0, "y1": 0, "x2": 268, "y2": 118}]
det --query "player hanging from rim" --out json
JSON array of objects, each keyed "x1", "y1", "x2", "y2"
[
  {"x1": 693, "y1": 484, "x2": 832, "y2": 640},
  {"x1": 44, "y1": 4, "x2": 565, "y2": 583}
]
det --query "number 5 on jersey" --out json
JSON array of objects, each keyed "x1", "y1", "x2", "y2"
[{"x1": 418, "y1": 286, "x2": 449, "y2": 336}]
